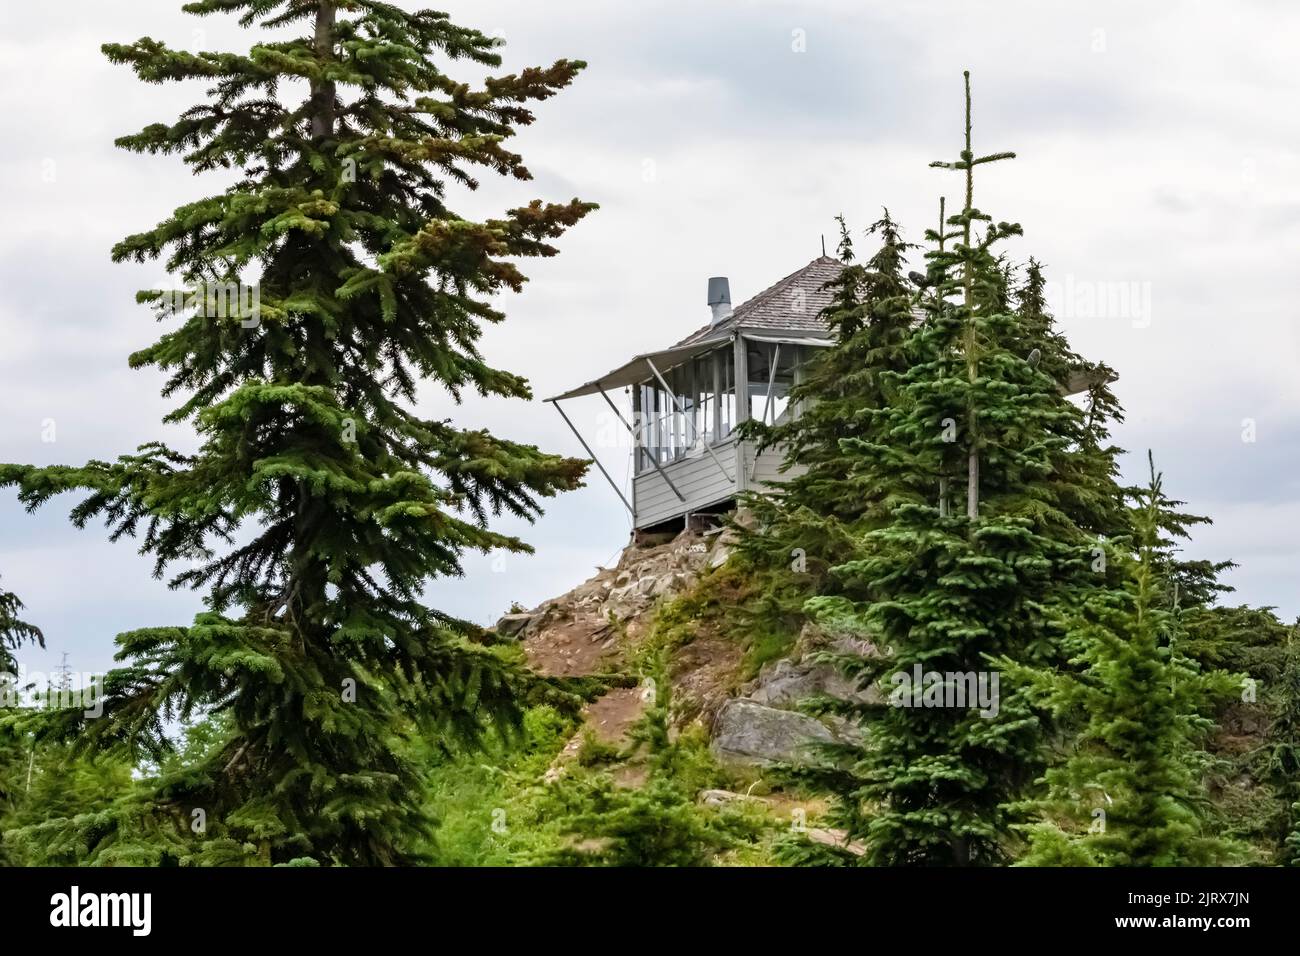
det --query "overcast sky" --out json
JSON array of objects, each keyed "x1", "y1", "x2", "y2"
[{"x1": 1, "y1": 0, "x2": 1297, "y2": 679}]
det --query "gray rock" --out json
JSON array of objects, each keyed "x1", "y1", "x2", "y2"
[
  {"x1": 605, "y1": 574, "x2": 660, "y2": 620},
  {"x1": 698, "y1": 788, "x2": 767, "y2": 807},
  {"x1": 805, "y1": 827, "x2": 867, "y2": 857},
  {"x1": 710, "y1": 699, "x2": 837, "y2": 767},
  {"x1": 796, "y1": 620, "x2": 877, "y2": 659},
  {"x1": 651, "y1": 571, "x2": 689, "y2": 597},
  {"x1": 710, "y1": 528, "x2": 741, "y2": 569},
  {"x1": 749, "y1": 657, "x2": 873, "y2": 709},
  {"x1": 494, "y1": 613, "x2": 534, "y2": 639}
]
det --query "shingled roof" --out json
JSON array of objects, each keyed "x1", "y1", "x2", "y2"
[
  {"x1": 547, "y1": 256, "x2": 847, "y2": 402},
  {"x1": 675, "y1": 255, "x2": 844, "y2": 346}
]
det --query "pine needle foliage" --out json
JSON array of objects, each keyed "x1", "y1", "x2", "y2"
[
  {"x1": 789, "y1": 72, "x2": 1131, "y2": 865},
  {"x1": 1264, "y1": 622, "x2": 1300, "y2": 864},
  {"x1": 538, "y1": 660, "x2": 758, "y2": 867},
  {"x1": 0, "y1": 578, "x2": 42, "y2": 675},
  {"x1": 0, "y1": 0, "x2": 593, "y2": 865},
  {"x1": 1005, "y1": 456, "x2": 1244, "y2": 866},
  {"x1": 725, "y1": 212, "x2": 919, "y2": 666}
]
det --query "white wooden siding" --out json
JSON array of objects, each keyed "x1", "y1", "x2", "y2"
[
  {"x1": 746, "y1": 443, "x2": 807, "y2": 488},
  {"x1": 634, "y1": 438, "x2": 739, "y2": 528},
  {"x1": 632, "y1": 439, "x2": 806, "y2": 528}
]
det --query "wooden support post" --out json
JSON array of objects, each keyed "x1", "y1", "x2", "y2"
[
  {"x1": 712, "y1": 349, "x2": 723, "y2": 442},
  {"x1": 549, "y1": 399, "x2": 633, "y2": 514},
  {"x1": 760, "y1": 343, "x2": 782, "y2": 426},
  {"x1": 631, "y1": 383, "x2": 642, "y2": 473},
  {"x1": 733, "y1": 334, "x2": 750, "y2": 427},
  {"x1": 600, "y1": 389, "x2": 684, "y2": 503},
  {"x1": 733, "y1": 335, "x2": 749, "y2": 492}
]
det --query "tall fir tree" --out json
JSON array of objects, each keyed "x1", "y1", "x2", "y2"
[
  {"x1": 728, "y1": 212, "x2": 918, "y2": 634},
  {"x1": 797, "y1": 72, "x2": 1129, "y2": 865},
  {"x1": 1004, "y1": 455, "x2": 1243, "y2": 866},
  {"x1": 0, "y1": 0, "x2": 592, "y2": 865},
  {"x1": 1101, "y1": 437, "x2": 1295, "y2": 856}
]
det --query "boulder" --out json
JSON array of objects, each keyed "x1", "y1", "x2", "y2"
[
  {"x1": 749, "y1": 657, "x2": 874, "y2": 710},
  {"x1": 650, "y1": 571, "x2": 689, "y2": 597},
  {"x1": 494, "y1": 612, "x2": 534, "y2": 639},
  {"x1": 710, "y1": 699, "x2": 837, "y2": 767},
  {"x1": 708, "y1": 527, "x2": 742, "y2": 569}
]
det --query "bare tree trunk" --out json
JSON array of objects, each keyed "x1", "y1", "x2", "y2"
[
  {"x1": 310, "y1": 1, "x2": 337, "y2": 140},
  {"x1": 967, "y1": 450, "x2": 979, "y2": 519},
  {"x1": 962, "y1": 72, "x2": 979, "y2": 520},
  {"x1": 952, "y1": 834, "x2": 970, "y2": 866}
]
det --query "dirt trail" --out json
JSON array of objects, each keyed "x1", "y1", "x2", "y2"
[
  {"x1": 523, "y1": 618, "x2": 618, "y2": 678},
  {"x1": 505, "y1": 528, "x2": 738, "y2": 768}
]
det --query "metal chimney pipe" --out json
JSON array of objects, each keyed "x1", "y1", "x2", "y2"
[{"x1": 708, "y1": 276, "x2": 731, "y2": 324}]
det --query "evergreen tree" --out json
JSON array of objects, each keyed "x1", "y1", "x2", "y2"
[
  {"x1": 727, "y1": 212, "x2": 917, "y2": 647},
  {"x1": 0, "y1": 734, "x2": 138, "y2": 867},
  {"x1": 0, "y1": 577, "x2": 39, "y2": 866},
  {"x1": 1168, "y1": 602, "x2": 1293, "y2": 856},
  {"x1": 1139, "y1": 474, "x2": 1236, "y2": 613},
  {"x1": 1108, "y1": 463, "x2": 1297, "y2": 857},
  {"x1": 798, "y1": 72, "x2": 1128, "y2": 865},
  {"x1": 1006, "y1": 456, "x2": 1243, "y2": 866},
  {"x1": 1264, "y1": 621, "x2": 1300, "y2": 864},
  {"x1": 0, "y1": 577, "x2": 42, "y2": 674},
  {"x1": 0, "y1": 0, "x2": 592, "y2": 865},
  {"x1": 1013, "y1": 260, "x2": 1128, "y2": 539},
  {"x1": 1181, "y1": 605, "x2": 1289, "y2": 681}
]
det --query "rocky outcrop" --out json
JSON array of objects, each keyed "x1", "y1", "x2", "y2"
[
  {"x1": 505, "y1": 524, "x2": 877, "y2": 771},
  {"x1": 793, "y1": 619, "x2": 878, "y2": 660},
  {"x1": 708, "y1": 619, "x2": 878, "y2": 767},
  {"x1": 710, "y1": 698, "x2": 838, "y2": 767},
  {"x1": 503, "y1": 527, "x2": 726, "y2": 678},
  {"x1": 747, "y1": 656, "x2": 870, "y2": 709}
]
